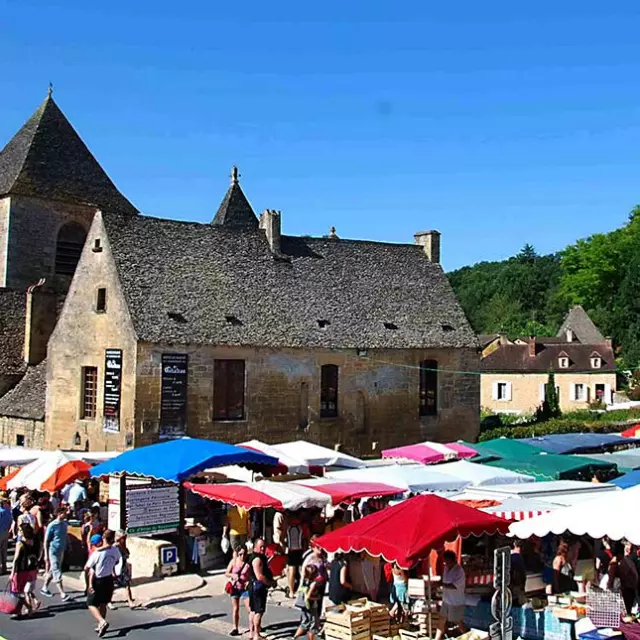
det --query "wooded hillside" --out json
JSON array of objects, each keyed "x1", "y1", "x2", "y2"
[{"x1": 448, "y1": 206, "x2": 640, "y2": 369}]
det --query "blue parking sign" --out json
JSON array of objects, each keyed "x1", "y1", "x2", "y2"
[{"x1": 161, "y1": 546, "x2": 178, "y2": 565}]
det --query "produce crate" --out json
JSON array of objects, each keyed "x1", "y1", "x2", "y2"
[
  {"x1": 325, "y1": 604, "x2": 371, "y2": 640},
  {"x1": 399, "y1": 629, "x2": 430, "y2": 640}
]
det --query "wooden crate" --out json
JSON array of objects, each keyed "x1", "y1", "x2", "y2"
[{"x1": 325, "y1": 604, "x2": 371, "y2": 640}]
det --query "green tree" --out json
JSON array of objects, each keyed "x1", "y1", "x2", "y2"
[{"x1": 536, "y1": 371, "x2": 561, "y2": 422}]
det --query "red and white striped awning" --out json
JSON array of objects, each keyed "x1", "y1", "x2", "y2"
[
  {"x1": 185, "y1": 480, "x2": 331, "y2": 510},
  {"x1": 488, "y1": 509, "x2": 550, "y2": 521}
]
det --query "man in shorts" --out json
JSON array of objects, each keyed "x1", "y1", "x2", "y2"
[
  {"x1": 285, "y1": 513, "x2": 306, "y2": 598},
  {"x1": 435, "y1": 550, "x2": 467, "y2": 640},
  {"x1": 41, "y1": 507, "x2": 70, "y2": 601},
  {"x1": 85, "y1": 529, "x2": 122, "y2": 637},
  {"x1": 249, "y1": 538, "x2": 274, "y2": 640}
]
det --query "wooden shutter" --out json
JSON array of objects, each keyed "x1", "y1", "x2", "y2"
[
  {"x1": 492, "y1": 382, "x2": 498, "y2": 401},
  {"x1": 213, "y1": 360, "x2": 245, "y2": 421},
  {"x1": 506, "y1": 382, "x2": 513, "y2": 401}
]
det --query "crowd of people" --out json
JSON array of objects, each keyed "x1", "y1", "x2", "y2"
[{"x1": 0, "y1": 480, "x2": 137, "y2": 637}]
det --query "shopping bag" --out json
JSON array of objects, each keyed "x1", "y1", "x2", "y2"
[
  {"x1": 0, "y1": 589, "x2": 22, "y2": 615},
  {"x1": 294, "y1": 588, "x2": 307, "y2": 610},
  {"x1": 586, "y1": 588, "x2": 625, "y2": 628}
]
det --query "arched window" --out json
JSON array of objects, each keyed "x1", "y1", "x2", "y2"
[
  {"x1": 55, "y1": 222, "x2": 87, "y2": 275},
  {"x1": 320, "y1": 364, "x2": 339, "y2": 418},
  {"x1": 419, "y1": 359, "x2": 438, "y2": 416}
]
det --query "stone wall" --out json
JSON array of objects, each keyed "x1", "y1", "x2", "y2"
[
  {"x1": 481, "y1": 371, "x2": 617, "y2": 415},
  {"x1": 0, "y1": 197, "x2": 9, "y2": 286},
  {"x1": 45, "y1": 213, "x2": 137, "y2": 451},
  {"x1": 0, "y1": 416, "x2": 45, "y2": 449},
  {"x1": 135, "y1": 343, "x2": 480, "y2": 454},
  {"x1": 4, "y1": 195, "x2": 96, "y2": 291}
]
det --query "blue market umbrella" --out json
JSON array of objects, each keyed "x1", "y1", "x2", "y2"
[{"x1": 90, "y1": 438, "x2": 278, "y2": 483}]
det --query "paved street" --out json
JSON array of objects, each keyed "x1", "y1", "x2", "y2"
[
  {"x1": 0, "y1": 573, "x2": 300, "y2": 640},
  {"x1": 0, "y1": 577, "x2": 220, "y2": 640}
]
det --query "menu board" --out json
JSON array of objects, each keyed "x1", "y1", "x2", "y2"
[
  {"x1": 103, "y1": 349, "x2": 122, "y2": 433},
  {"x1": 159, "y1": 353, "x2": 188, "y2": 439},
  {"x1": 125, "y1": 480, "x2": 180, "y2": 536}
]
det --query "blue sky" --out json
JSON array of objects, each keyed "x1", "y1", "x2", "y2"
[{"x1": 2, "y1": 1, "x2": 640, "y2": 270}]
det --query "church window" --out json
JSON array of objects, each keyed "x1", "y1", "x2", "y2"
[{"x1": 55, "y1": 222, "x2": 87, "y2": 275}]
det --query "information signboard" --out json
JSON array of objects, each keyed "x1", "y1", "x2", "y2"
[
  {"x1": 125, "y1": 480, "x2": 180, "y2": 536},
  {"x1": 103, "y1": 349, "x2": 123, "y2": 433},
  {"x1": 159, "y1": 353, "x2": 188, "y2": 439}
]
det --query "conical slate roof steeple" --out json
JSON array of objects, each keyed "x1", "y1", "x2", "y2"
[
  {"x1": 0, "y1": 91, "x2": 137, "y2": 214},
  {"x1": 212, "y1": 166, "x2": 258, "y2": 229}
]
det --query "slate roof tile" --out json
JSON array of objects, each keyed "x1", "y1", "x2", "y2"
[
  {"x1": 0, "y1": 361, "x2": 46, "y2": 420},
  {"x1": 102, "y1": 213, "x2": 477, "y2": 350},
  {"x1": 0, "y1": 94, "x2": 137, "y2": 214}
]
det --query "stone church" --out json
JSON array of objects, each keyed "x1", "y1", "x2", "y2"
[{"x1": 0, "y1": 92, "x2": 480, "y2": 455}]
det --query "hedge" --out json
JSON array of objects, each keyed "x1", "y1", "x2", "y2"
[{"x1": 478, "y1": 419, "x2": 638, "y2": 442}]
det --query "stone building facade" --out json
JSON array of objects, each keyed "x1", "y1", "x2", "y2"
[
  {"x1": 1, "y1": 92, "x2": 480, "y2": 455},
  {"x1": 480, "y1": 308, "x2": 617, "y2": 415},
  {"x1": 46, "y1": 182, "x2": 480, "y2": 455}
]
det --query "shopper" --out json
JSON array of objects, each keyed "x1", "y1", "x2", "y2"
[
  {"x1": 435, "y1": 550, "x2": 467, "y2": 640},
  {"x1": 224, "y1": 505, "x2": 250, "y2": 551},
  {"x1": 66, "y1": 479, "x2": 88, "y2": 518},
  {"x1": 389, "y1": 562, "x2": 409, "y2": 621},
  {"x1": 286, "y1": 513, "x2": 306, "y2": 598},
  {"x1": 10, "y1": 522, "x2": 42, "y2": 616},
  {"x1": 510, "y1": 539, "x2": 527, "y2": 606},
  {"x1": 606, "y1": 541, "x2": 638, "y2": 614},
  {"x1": 249, "y1": 538, "x2": 274, "y2": 640},
  {"x1": 0, "y1": 496, "x2": 13, "y2": 574},
  {"x1": 552, "y1": 540, "x2": 576, "y2": 594},
  {"x1": 225, "y1": 544, "x2": 252, "y2": 636},
  {"x1": 293, "y1": 564, "x2": 323, "y2": 640},
  {"x1": 328, "y1": 552, "x2": 352, "y2": 605},
  {"x1": 40, "y1": 507, "x2": 70, "y2": 602},
  {"x1": 112, "y1": 530, "x2": 136, "y2": 609},
  {"x1": 85, "y1": 529, "x2": 121, "y2": 637},
  {"x1": 272, "y1": 510, "x2": 286, "y2": 551}
]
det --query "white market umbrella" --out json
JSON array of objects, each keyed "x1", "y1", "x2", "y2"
[
  {"x1": 430, "y1": 460, "x2": 536, "y2": 486},
  {"x1": 510, "y1": 483, "x2": 640, "y2": 544},
  {"x1": 327, "y1": 463, "x2": 470, "y2": 492},
  {"x1": 240, "y1": 439, "x2": 310, "y2": 474},
  {"x1": 272, "y1": 440, "x2": 365, "y2": 469}
]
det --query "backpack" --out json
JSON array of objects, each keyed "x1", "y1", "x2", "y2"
[{"x1": 287, "y1": 524, "x2": 303, "y2": 551}]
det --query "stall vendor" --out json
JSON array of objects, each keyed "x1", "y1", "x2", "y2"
[{"x1": 435, "y1": 550, "x2": 467, "y2": 640}]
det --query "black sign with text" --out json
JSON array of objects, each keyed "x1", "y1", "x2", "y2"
[
  {"x1": 159, "y1": 353, "x2": 188, "y2": 439},
  {"x1": 103, "y1": 349, "x2": 122, "y2": 433}
]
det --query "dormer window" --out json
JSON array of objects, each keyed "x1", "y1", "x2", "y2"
[
  {"x1": 558, "y1": 356, "x2": 569, "y2": 369},
  {"x1": 591, "y1": 355, "x2": 602, "y2": 369}
]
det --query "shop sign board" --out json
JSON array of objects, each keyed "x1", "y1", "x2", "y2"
[
  {"x1": 159, "y1": 353, "x2": 188, "y2": 439},
  {"x1": 125, "y1": 480, "x2": 180, "y2": 536},
  {"x1": 103, "y1": 349, "x2": 122, "y2": 433}
]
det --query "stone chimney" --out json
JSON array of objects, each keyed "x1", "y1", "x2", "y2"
[
  {"x1": 24, "y1": 280, "x2": 57, "y2": 366},
  {"x1": 528, "y1": 336, "x2": 536, "y2": 358},
  {"x1": 414, "y1": 230, "x2": 441, "y2": 263},
  {"x1": 259, "y1": 209, "x2": 281, "y2": 255},
  {"x1": 498, "y1": 332, "x2": 509, "y2": 346}
]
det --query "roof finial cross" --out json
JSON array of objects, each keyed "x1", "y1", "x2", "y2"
[
  {"x1": 47, "y1": 82, "x2": 53, "y2": 98},
  {"x1": 231, "y1": 165, "x2": 239, "y2": 185}
]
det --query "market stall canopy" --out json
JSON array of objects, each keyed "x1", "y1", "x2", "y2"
[
  {"x1": 510, "y1": 483, "x2": 640, "y2": 544},
  {"x1": 292, "y1": 478, "x2": 403, "y2": 504},
  {"x1": 427, "y1": 460, "x2": 535, "y2": 486},
  {"x1": 577, "y1": 452, "x2": 640, "y2": 473},
  {"x1": 327, "y1": 463, "x2": 470, "y2": 492},
  {"x1": 314, "y1": 493, "x2": 510, "y2": 568},
  {"x1": 270, "y1": 441, "x2": 364, "y2": 469},
  {"x1": 483, "y1": 453, "x2": 616, "y2": 481},
  {"x1": 611, "y1": 470, "x2": 640, "y2": 489},
  {"x1": 0, "y1": 467, "x2": 22, "y2": 490},
  {"x1": 184, "y1": 480, "x2": 330, "y2": 510},
  {"x1": 520, "y1": 433, "x2": 640, "y2": 455},
  {"x1": 90, "y1": 438, "x2": 279, "y2": 483},
  {"x1": 6, "y1": 451, "x2": 91, "y2": 492},
  {"x1": 621, "y1": 424, "x2": 640, "y2": 438},
  {"x1": 465, "y1": 439, "x2": 551, "y2": 463},
  {"x1": 480, "y1": 497, "x2": 558, "y2": 521},
  {"x1": 0, "y1": 448, "x2": 119, "y2": 467},
  {"x1": 239, "y1": 439, "x2": 311, "y2": 474},
  {"x1": 381, "y1": 441, "x2": 477, "y2": 465},
  {"x1": 454, "y1": 480, "x2": 620, "y2": 507}
]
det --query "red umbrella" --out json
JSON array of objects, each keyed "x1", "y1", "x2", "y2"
[
  {"x1": 314, "y1": 493, "x2": 510, "y2": 568},
  {"x1": 0, "y1": 467, "x2": 22, "y2": 491}
]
